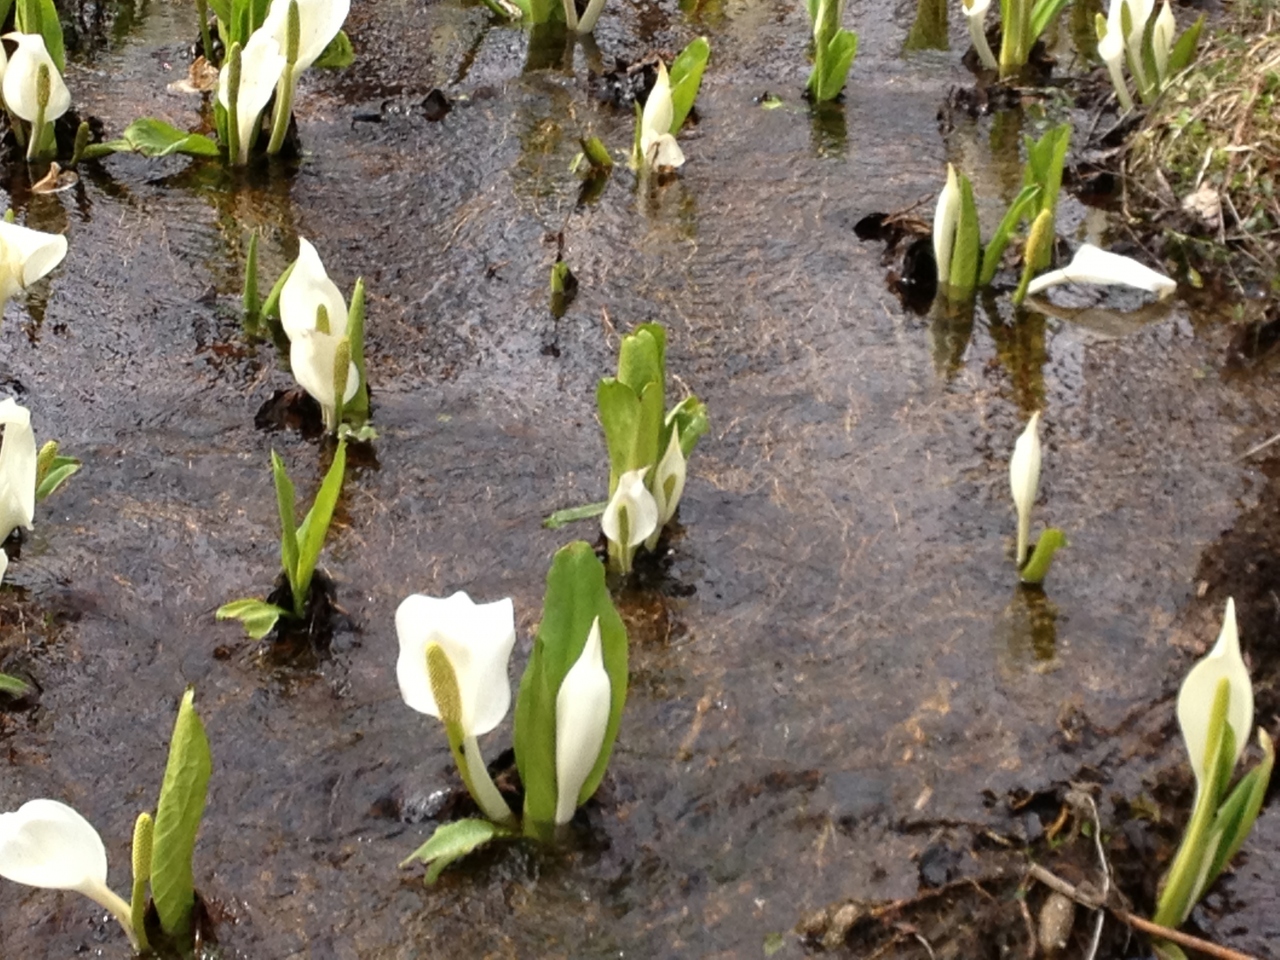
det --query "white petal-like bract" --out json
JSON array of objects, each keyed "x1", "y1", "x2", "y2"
[
  {"x1": 1009, "y1": 411, "x2": 1042, "y2": 568},
  {"x1": 0, "y1": 799, "x2": 107, "y2": 892},
  {"x1": 554, "y1": 617, "x2": 612, "y2": 824},
  {"x1": 289, "y1": 329, "x2": 359, "y2": 431},
  {"x1": 0, "y1": 219, "x2": 67, "y2": 311},
  {"x1": 639, "y1": 62, "x2": 684, "y2": 170},
  {"x1": 602, "y1": 467, "x2": 659, "y2": 549},
  {"x1": 262, "y1": 0, "x2": 350, "y2": 73},
  {"x1": 933, "y1": 165, "x2": 960, "y2": 286},
  {"x1": 395, "y1": 592, "x2": 517, "y2": 737},
  {"x1": 279, "y1": 238, "x2": 349, "y2": 341},
  {"x1": 0, "y1": 398, "x2": 37, "y2": 542},
  {"x1": 217, "y1": 31, "x2": 287, "y2": 162},
  {"x1": 1, "y1": 34, "x2": 70, "y2": 123},
  {"x1": 1025, "y1": 243, "x2": 1176, "y2": 300}
]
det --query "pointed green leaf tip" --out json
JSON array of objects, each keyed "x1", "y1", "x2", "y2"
[
  {"x1": 668, "y1": 37, "x2": 710, "y2": 133},
  {"x1": 513, "y1": 542, "x2": 628, "y2": 836},
  {"x1": 150, "y1": 688, "x2": 212, "y2": 941},
  {"x1": 400, "y1": 818, "x2": 505, "y2": 884}
]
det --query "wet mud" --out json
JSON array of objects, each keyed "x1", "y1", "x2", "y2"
[{"x1": 0, "y1": 0, "x2": 1277, "y2": 957}]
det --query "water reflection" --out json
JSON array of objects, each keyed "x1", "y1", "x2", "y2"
[
  {"x1": 988, "y1": 298, "x2": 1049, "y2": 413},
  {"x1": 809, "y1": 100, "x2": 847, "y2": 160},
  {"x1": 930, "y1": 300, "x2": 975, "y2": 379},
  {"x1": 999, "y1": 584, "x2": 1059, "y2": 665},
  {"x1": 903, "y1": 0, "x2": 949, "y2": 52}
]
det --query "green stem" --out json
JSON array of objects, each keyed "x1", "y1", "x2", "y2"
[
  {"x1": 81, "y1": 879, "x2": 140, "y2": 952},
  {"x1": 453, "y1": 735, "x2": 515, "y2": 825},
  {"x1": 196, "y1": 0, "x2": 214, "y2": 65},
  {"x1": 226, "y1": 42, "x2": 242, "y2": 164}
]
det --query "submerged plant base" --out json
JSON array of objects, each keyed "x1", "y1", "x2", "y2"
[
  {"x1": 255, "y1": 387, "x2": 326, "y2": 438},
  {"x1": 136, "y1": 890, "x2": 219, "y2": 960}
]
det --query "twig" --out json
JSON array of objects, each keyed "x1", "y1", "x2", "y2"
[
  {"x1": 1025, "y1": 864, "x2": 1262, "y2": 960},
  {"x1": 1080, "y1": 793, "x2": 1110, "y2": 960},
  {"x1": 1237, "y1": 431, "x2": 1280, "y2": 461}
]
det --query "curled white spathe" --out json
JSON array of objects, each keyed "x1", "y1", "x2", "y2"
[
  {"x1": 289, "y1": 328, "x2": 359, "y2": 432},
  {"x1": 639, "y1": 61, "x2": 684, "y2": 171},
  {"x1": 554, "y1": 617, "x2": 612, "y2": 825},
  {"x1": 1152, "y1": 0, "x2": 1176, "y2": 82},
  {"x1": 279, "y1": 238, "x2": 348, "y2": 341},
  {"x1": 0, "y1": 218, "x2": 67, "y2": 314},
  {"x1": 652, "y1": 427, "x2": 686, "y2": 529},
  {"x1": 0, "y1": 397, "x2": 37, "y2": 543},
  {"x1": 261, "y1": 0, "x2": 350, "y2": 74},
  {"x1": 1009, "y1": 411, "x2": 1042, "y2": 568},
  {"x1": 395, "y1": 592, "x2": 516, "y2": 738},
  {"x1": 1177, "y1": 598, "x2": 1254, "y2": 799},
  {"x1": 932, "y1": 164, "x2": 960, "y2": 287},
  {"x1": 602, "y1": 467, "x2": 659, "y2": 549},
  {"x1": 1025, "y1": 243, "x2": 1176, "y2": 300},
  {"x1": 1, "y1": 34, "x2": 70, "y2": 124},
  {"x1": 962, "y1": 0, "x2": 998, "y2": 70},
  {"x1": 217, "y1": 31, "x2": 286, "y2": 163}
]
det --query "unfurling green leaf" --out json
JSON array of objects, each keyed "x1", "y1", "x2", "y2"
[
  {"x1": 215, "y1": 598, "x2": 288, "y2": 639},
  {"x1": 580, "y1": 136, "x2": 614, "y2": 172},
  {"x1": 400, "y1": 818, "x2": 507, "y2": 883},
  {"x1": 980, "y1": 184, "x2": 1041, "y2": 287},
  {"x1": 1014, "y1": 208, "x2": 1056, "y2": 305},
  {"x1": 292, "y1": 441, "x2": 347, "y2": 616},
  {"x1": 543, "y1": 500, "x2": 609, "y2": 529},
  {"x1": 945, "y1": 173, "x2": 980, "y2": 302},
  {"x1": 150, "y1": 689, "x2": 211, "y2": 941},
  {"x1": 668, "y1": 37, "x2": 710, "y2": 133},
  {"x1": 80, "y1": 119, "x2": 221, "y2": 160},
  {"x1": 0, "y1": 673, "x2": 30, "y2": 695},
  {"x1": 513, "y1": 542, "x2": 628, "y2": 837},
  {"x1": 1018, "y1": 528, "x2": 1066, "y2": 584},
  {"x1": 1167, "y1": 15, "x2": 1204, "y2": 75},
  {"x1": 16, "y1": 0, "x2": 64, "y2": 73},
  {"x1": 270, "y1": 451, "x2": 301, "y2": 606},
  {"x1": 312, "y1": 29, "x2": 354, "y2": 69}
]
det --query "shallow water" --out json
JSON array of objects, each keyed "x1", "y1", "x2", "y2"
[{"x1": 0, "y1": 0, "x2": 1277, "y2": 957}]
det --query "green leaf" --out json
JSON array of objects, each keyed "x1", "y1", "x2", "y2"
[
  {"x1": 400, "y1": 819, "x2": 506, "y2": 883},
  {"x1": 16, "y1": 0, "x2": 64, "y2": 74},
  {"x1": 207, "y1": 0, "x2": 231, "y2": 26},
  {"x1": 946, "y1": 173, "x2": 980, "y2": 301},
  {"x1": 665, "y1": 395, "x2": 709, "y2": 456},
  {"x1": 1167, "y1": 15, "x2": 1204, "y2": 75},
  {"x1": 1029, "y1": 0, "x2": 1071, "y2": 40},
  {"x1": 580, "y1": 136, "x2": 613, "y2": 172},
  {"x1": 1203, "y1": 730, "x2": 1274, "y2": 889},
  {"x1": 270, "y1": 451, "x2": 301, "y2": 606},
  {"x1": 293, "y1": 441, "x2": 347, "y2": 615},
  {"x1": 980, "y1": 185, "x2": 1042, "y2": 287},
  {"x1": 312, "y1": 29, "x2": 354, "y2": 68},
  {"x1": 1018, "y1": 528, "x2": 1066, "y2": 584},
  {"x1": 513, "y1": 542, "x2": 628, "y2": 835},
  {"x1": 668, "y1": 37, "x2": 710, "y2": 134},
  {"x1": 34, "y1": 458, "x2": 79, "y2": 502},
  {"x1": 215, "y1": 598, "x2": 288, "y2": 639},
  {"x1": 616, "y1": 324, "x2": 665, "y2": 396},
  {"x1": 0, "y1": 673, "x2": 30, "y2": 695},
  {"x1": 150, "y1": 689, "x2": 211, "y2": 941},
  {"x1": 82, "y1": 119, "x2": 220, "y2": 160},
  {"x1": 261, "y1": 261, "x2": 295, "y2": 321},
  {"x1": 813, "y1": 29, "x2": 858, "y2": 103},
  {"x1": 543, "y1": 501, "x2": 609, "y2": 530}
]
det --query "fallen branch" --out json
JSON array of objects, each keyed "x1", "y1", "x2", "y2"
[{"x1": 1025, "y1": 864, "x2": 1261, "y2": 960}]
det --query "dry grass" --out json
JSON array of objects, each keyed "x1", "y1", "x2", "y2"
[{"x1": 1125, "y1": 1, "x2": 1280, "y2": 286}]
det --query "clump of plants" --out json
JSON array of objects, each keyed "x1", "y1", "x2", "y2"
[
  {"x1": 0, "y1": 689, "x2": 213, "y2": 954},
  {"x1": 397, "y1": 542, "x2": 628, "y2": 877}
]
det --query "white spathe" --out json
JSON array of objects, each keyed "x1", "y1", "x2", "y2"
[
  {"x1": 962, "y1": 0, "x2": 998, "y2": 70},
  {"x1": 395, "y1": 592, "x2": 517, "y2": 738},
  {"x1": 289, "y1": 329, "x2": 359, "y2": 432},
  {"x1": 639, "y1": 62, "x2": 684, "y2": 170},
  {"x1": 1152, "y1": 0, "x2": 1176, "y2": 82},
  {"x1": 651, "y1": 426, "x2": 686, "y2": 529},
  {"x1": 0, "y1": 398, "x2": 36, "y2": 543},
  {"x1": 554, "y1": 617, "x2": 612, "y2": 825},
  {"x1": 1009, "y1": 411, "x2": 1042, "y2": 568},
  {"x1": 1, "y1": 33, "x2": 70, "y2": 124},
  {"x1": 1095, "y1": 14, "x2": 1134, "y2": 111},
  {"x1": 932, "y1": 164, "x2": 960, "y2": 286},
  {"x1": 217, "y1": 30, "x2": 286, "y2": 163},
  {"x1": 0, "y1": 218, "x2": 67, "y2": 313},
  {"x1": 1177, "y1": 598, "x2": 1254, "y2": 800},
  {"x1": 0, "y1": 799, "x2": 137, "y2": 948},
  {"x1": 602, "y1": 467, "x2": 659, "y2": 549},
  {"x1": 261, "y1": 0, "x2": 350, "y2": 73},
  {"x1": 1025, "y1": 243, "x2": 1176, "y2": 300},
  {"x1": 279, "y1": 238, "x2": 348, "y2": 341}
]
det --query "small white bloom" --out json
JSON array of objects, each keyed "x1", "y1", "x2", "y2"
[
  {"x1": 0, "y1": 219, "x2": 67, "y2": 314},
  {"x1": 0, "y1": 799, "x2": 137, "y2": 948},
  {"x1": 1025, "y1": 243, "x2": 1176, "y2": 300},
  {"x1": 1009, "y1": 411, "x2": 1042, "y2": 568},
  {"x1": 639, "y1": 62, "x2": 684, "y2": 171},
  {"x1": 1, "y1": 34, "x2": 70, "y2": 124},
  {"x1": 645, "y1": 427, "x2": 687, "y2": 551},
  {"x1": 395, "y1": 592, "x2": 516, "y2": 738},
  {"x1": 217, "y1": 30, "x2": 287, "y2": 163},
  {"x1": 1177, "y1": 598, "x2": 1254, "y2": 800},
  {"x1": 602, "y1": 467, "x2": 659, "y2": 550},
  {"x1": 932, "y1": 164, "x2": 960, "y2": 287},
  {"x1": 1095, "y1": 15, "x2": 1134, "y2": 112},
  {"x1": 962, "y1": 0, "x2": 998, "y2": 70},
  {"x1": 279, "y1": 238, "x2": 348, "y2": 341},
  {"x1": 0, "y1": 398, "x2": 36, "y2": 543},
  {"x1": 288, "y1": 329, "x2": 359, "y2": 432},
  {"x1": 1152, "y1": 1, "x2": 1176, "y2": 83},
  {"x1": 554, "y1": 617, "x2": 612, "y2": 825}
]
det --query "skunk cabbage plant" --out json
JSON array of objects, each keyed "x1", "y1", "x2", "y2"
[
  {"x1": 1025, "y1": 243, "x2": 1176, "y2": 300},
  {"x1": 1008, "y1": 411, "x2": 1064, "y2": 584},
  {"x1": 217, "y1": 442, "x2": 348, "y2": 639},
  {"x1": 806, "y1": 0, "x2": 858, "y2": 102},
  {"x1": 399, "y1": 542, "x2": 629, "y2": 880},
  {"x1": 984, "y1": 0, "x2": 1072, "y2": 78},
  {"x1": 3, "y1": 32, "x2": 70, "y2": 161},
  {"x1": 0, "y1": 690, "x2": 212, "y2": 954},
  {"x1": 632, "y1": 40, "x2": 709, "y2": 173},
  {"x1": 1095, "y1": 0, "x2": 1203, "y2": 109},
  {"x1": 1152, "y1": 600, "x2": 1273, "y2": 957},
  {"x1": 0, "y1": 215, "x2": 67, "y2": 317},
  {"x1": 0, "y1": 397, "x2": 79, "y2": 555}
]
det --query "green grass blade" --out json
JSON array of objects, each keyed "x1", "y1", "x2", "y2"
[{"x1": 294, "y1": 441, "x2": 347, "y2": 611}]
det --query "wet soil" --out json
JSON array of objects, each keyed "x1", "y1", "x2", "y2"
[{"x1": 1, "y1": 0, "x2": 1278, "y2": 957}]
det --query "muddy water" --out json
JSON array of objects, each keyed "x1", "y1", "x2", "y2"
[{"x1": 0, "y1": 0, "x2": 1276, "y2": 957}]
